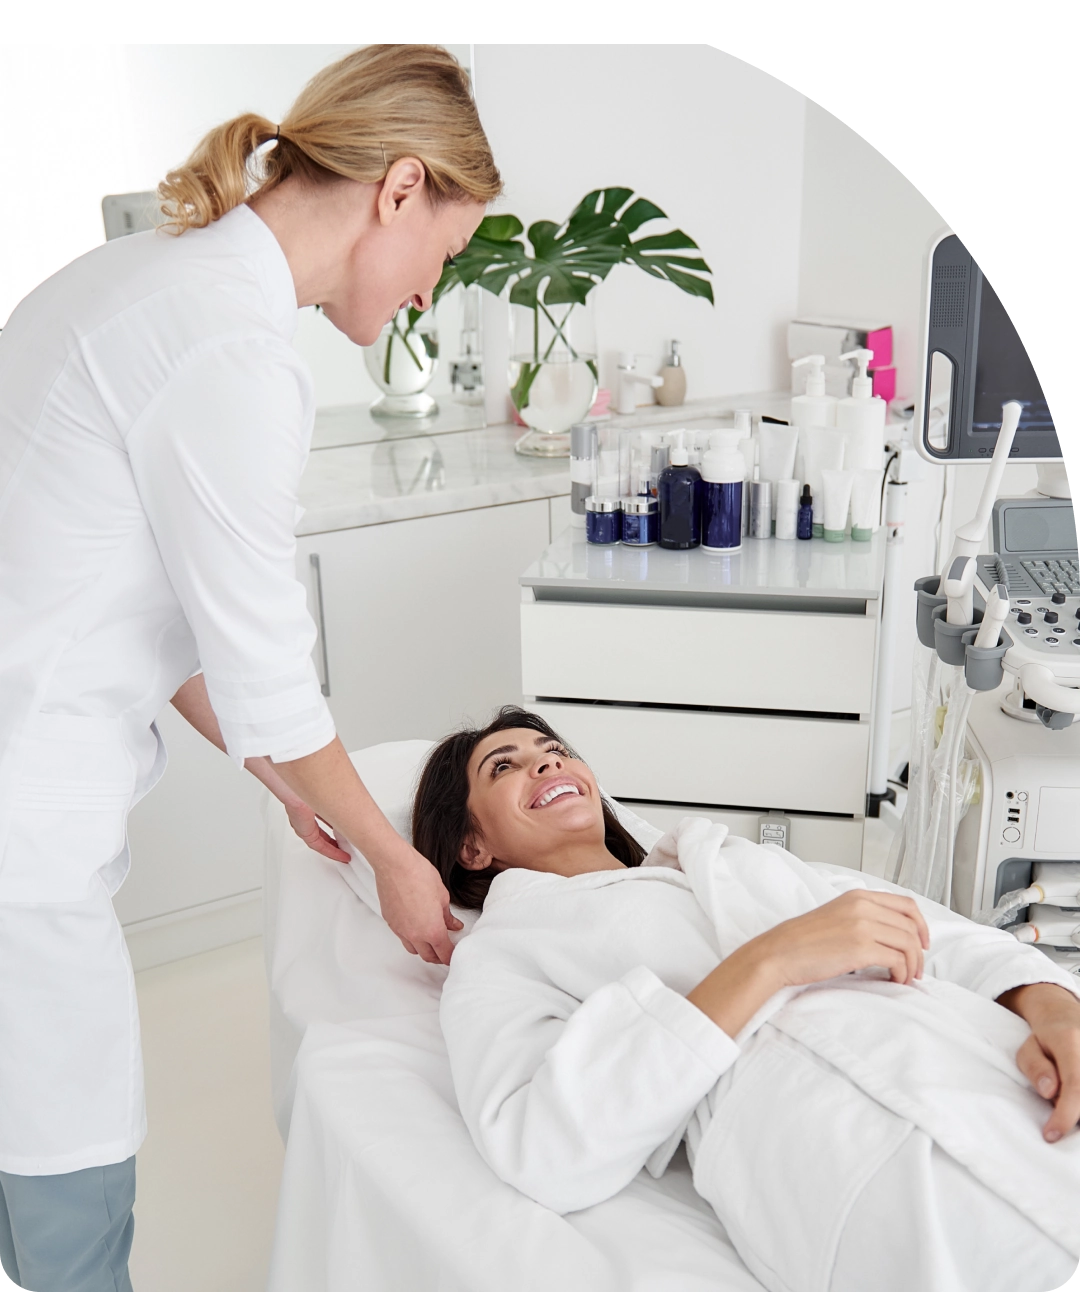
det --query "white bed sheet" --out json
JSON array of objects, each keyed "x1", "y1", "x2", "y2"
[{"x1": 263, "y1": 742, "x2": 765, "y2": 1292}]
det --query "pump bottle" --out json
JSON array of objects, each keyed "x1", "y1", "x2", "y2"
[
  {"x1": 658, "y1": 430, "x2": 702, "y2": 550},
  {"x1": 835, "y1": 347, "x2": 886, "y2": 471},
  {"x1": 790, "y1": 354, "x2": 837, "y2": 430}
]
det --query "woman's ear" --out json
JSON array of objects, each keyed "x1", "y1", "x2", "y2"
[
  {"x1": 378, "y1": 156, "x2": 427, "y2": 222},
  {"x1": 459, "y1": 835, "x2": 495, "y2": 872}
]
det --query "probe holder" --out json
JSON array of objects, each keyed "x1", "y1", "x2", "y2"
[
  {"x1": 915, "y1": 575, "x2": 947, "y2": 648},
  {"x1": 960, "y1": 626, "x2": 1012, "y2": 692},
  {"x1": 932, "y1": 602, "x2": 980, "y2": 666}
]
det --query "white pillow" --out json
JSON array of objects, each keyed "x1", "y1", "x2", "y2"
[{"x1": 339, "y1": 740, "x2": 663, "y2": 933}]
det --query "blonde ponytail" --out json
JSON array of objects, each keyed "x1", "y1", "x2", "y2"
[{"x1": 158, "y1": 45, "x2": 501, "y2": 235}]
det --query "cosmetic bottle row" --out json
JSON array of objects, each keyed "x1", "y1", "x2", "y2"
[{"x1": 572, "y1": 355, "x2": 888, "y2": 551}]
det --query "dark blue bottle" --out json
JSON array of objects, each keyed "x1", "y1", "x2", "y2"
[
  {"x1": 658, "y1": 438, "x2": 702, "y2": 550},
  {"x1": 797, "y1": 484, "x2": 813, "y2": 540}
]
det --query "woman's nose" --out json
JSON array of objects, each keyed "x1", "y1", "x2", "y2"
[{"x1": 534, "y1": 753, "x2": 563, "y2": 776}]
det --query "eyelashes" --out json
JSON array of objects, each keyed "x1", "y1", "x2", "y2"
[{"x1": 489, "y1": 743, "x2": 569, "y2": 779}]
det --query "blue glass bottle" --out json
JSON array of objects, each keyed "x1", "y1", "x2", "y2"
[
  {"x1": 797, "y1": 484, "x2": 813, "y2": 540},
  {"x1": 657, "y1": 436, "x2": 702, "y2": 550}
]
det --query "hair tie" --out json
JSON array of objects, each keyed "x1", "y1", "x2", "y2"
[{"x1": 274, "y1": 126, "x2": 281, "y2": 142}]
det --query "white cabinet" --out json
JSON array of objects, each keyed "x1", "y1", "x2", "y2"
[
  {"x1": 295, "y1": 500, "x2": 550, "y2": 751},
  {"x1": 121, "y1": 498, "x2": 551, "y2": 967}
]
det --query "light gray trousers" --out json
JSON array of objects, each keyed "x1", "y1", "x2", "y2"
[{"x1": 0, "y1": 1158, "x2": 135, "y2": 1292}]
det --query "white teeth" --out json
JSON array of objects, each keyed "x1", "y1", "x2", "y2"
[{"x1": 536, "y1": 784, "x2": 580, "y2": 808}]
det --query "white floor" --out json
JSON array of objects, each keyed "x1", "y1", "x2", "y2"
[
  {"x1": 131, "y1": 938, "x2": 284, "y2": 1292},
  {"x1": 129, "y1": 719, "x2": 912, "y2": 1289}
]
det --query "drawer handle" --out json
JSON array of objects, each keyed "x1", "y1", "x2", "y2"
[{"x1": 309, "y1": 553, "x2": 331, "y2": 697}]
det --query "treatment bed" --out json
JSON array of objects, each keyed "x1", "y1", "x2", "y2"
[{"x1": 262, "y1": 740, "x2": 766, "y2": 1292}]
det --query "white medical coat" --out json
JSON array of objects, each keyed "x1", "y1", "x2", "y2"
[{"x1": 0, "y1": 204, "x2": 335, "y2": 1173}]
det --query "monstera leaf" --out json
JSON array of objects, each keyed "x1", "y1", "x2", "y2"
[{"x1": 439, "y1": 188, "x2": 713, "y2": 310}]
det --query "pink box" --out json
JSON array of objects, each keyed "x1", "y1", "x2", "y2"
[
  {"x1": 872, "y1": 366, "x2": 896, "y2": 403},
  {"x1": 866, "y1": 327, "x2": 892, "y2": 369}
]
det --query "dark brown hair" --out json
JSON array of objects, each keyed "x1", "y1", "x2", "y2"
[{"x1": 412, "y1": 706, "x2": 645, "y2": 910}]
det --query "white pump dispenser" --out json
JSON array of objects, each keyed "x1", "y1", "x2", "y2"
[
  {"x1": 668, "y1": 429, "x2": 689, "y2": 467},
  {"x1": 790, "y1": 354, "x2": 837, "y2": 430},
  {"x1": 836, "y1": 347, "x2": 886, "y2": 471}
]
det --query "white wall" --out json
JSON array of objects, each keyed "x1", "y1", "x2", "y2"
[
  {"x1": 472, "y1": 44, "x2": 807, "y2": 417},
  {"x1": 0, "y1": 43, "x2": 807, "y2": 412}
]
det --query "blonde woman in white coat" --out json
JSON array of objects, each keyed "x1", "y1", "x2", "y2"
[{"x1": 0, "y1": 45, "x2": 497, "y2": 1292}]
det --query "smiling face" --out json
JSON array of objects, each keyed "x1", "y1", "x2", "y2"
[
  {"x1": 461, "y1": 727, "x2": 617, "y2": 878},
  {"x1": 318, "y1": 159, "x2": 486, "y2": 345}
]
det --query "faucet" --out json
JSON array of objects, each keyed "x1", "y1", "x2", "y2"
[{"x1": 615, "y1": 351, "x2": 664, "y2": 416}]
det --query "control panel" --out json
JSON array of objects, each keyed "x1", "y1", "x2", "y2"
[{"x1": 976, "y1": 554, "x2": 1080, "y2": 663}]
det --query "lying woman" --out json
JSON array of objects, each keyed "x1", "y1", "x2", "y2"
[{"x1": 414, "y1": 706, "x2": 1080, "y2": 1292}]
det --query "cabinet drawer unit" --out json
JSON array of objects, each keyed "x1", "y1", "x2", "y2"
[
  {"x1": 530, "y1": 701, "x2": 869, "y2": 816},
  {"x1": 521, "y1": 601, "x2": 875, "y2": 714},
  {"x1": 620, "y1": 801, "x2": 866, "y2": 870}
]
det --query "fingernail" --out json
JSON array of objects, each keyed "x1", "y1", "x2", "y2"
[
  {"x1": 1038, "y1": 1077, "x2": 1055, "y2": 1097},
  {"x1": 1045, "y1": 1128, "x2": 1062, "y2": 1143}
]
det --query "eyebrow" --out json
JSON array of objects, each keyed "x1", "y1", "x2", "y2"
[{"x1": 476, "y1": 734, "x2": 551, "y2": 774}]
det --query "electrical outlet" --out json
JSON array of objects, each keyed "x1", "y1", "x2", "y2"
[{"x1": 759, "y1": 813, "x2": 791, "y2": 851}]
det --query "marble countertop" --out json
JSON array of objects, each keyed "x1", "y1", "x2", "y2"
[
  {"x1": 297, "y1": 423, "x2": 569, "y2": 535},
  {"x1": 297, "y1": 391, "x2": 797, "y2": 536},
  {"x1": 521, "y1": 526, "x2": 887, "y2": 608}
]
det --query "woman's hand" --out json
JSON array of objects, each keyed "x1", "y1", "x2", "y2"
[
  {"x1": 689, "y1": 890, "x2": 930, "y2": 1040},
  {"x1": 758, "y1": 889, "x2": 931, "y2": 990},
  {"x1": 284, "y1": 799, "x2": 350, "y2": 863},
  {"x1": 373, "y1": 841, "x2": 464, "y2": 967},
  {"x1": 998, "y1": 982, "x2": 1080, "y2": 1142}
]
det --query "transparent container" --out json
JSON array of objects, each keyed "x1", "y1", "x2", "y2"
[
  {"x1": 510, "y1": 298, "x2": 598, "y2": 457},
  {"x1": 364, "y1": 308, "x2": 439, "y2": 419}
]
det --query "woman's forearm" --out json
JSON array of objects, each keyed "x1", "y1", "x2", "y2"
[
  {"x1": 687, "y1": 941, "x2": 785, "y2": 1039},
  {"x1": 170, "y1": 673, "x2": 306, "y2": 808},
  {"x1": 271, "y1": 737, "x2": 409, "y2": 870}
]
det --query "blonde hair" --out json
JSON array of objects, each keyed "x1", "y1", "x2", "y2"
[{"x1": 158, "y1": 44, "x2": 502, "y2": 234}]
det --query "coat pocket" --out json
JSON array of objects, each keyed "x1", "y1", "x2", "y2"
[
  {"x1": 1, "y1": 713, "x2": 136, "y2": 903},
  {"x1": 691, "y1": 1026, "x2": 912, "y2": 1292}
]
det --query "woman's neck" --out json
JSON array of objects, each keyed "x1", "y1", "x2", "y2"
[{"x1": 507, "y1": 842, "x2": 625, "y2": 880}]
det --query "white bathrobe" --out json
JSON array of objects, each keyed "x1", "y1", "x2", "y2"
[{"x1": 440, "y1": 819, "x2": 1080, "y2": 1292}]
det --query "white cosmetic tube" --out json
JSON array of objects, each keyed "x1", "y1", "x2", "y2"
[
  {"x1": 820, "y1": 468, "x2": 854, "y2": 543},
  {"x1": 757, "y1": 424, "x2": 799, "y2": 487},
  {"x1": 850, "y1": 468, "x2": 883, "y2": 541},
  {"x1": 800, "y1": 427, "x2": 845, "y2": 536},
  {"x1": 774, "y1": 478, "x2": 799, "y2": 540}
]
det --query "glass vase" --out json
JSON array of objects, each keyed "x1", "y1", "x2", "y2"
[
  {"x1": 509, "y1": 298, "x2": 598, "y2": 457},
  {"x1": 364, "y1": 309, "x2": 439, "y2": 419}
]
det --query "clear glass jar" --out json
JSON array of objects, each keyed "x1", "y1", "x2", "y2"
[
  {"x1": 364, "y1": 308, "x2": 439, "y2": 418},
  {"x1": 510, "y1": 296, "x2": 598, "y2": 457}
]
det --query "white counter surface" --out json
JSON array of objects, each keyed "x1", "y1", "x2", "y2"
[
  {"x1": 297, "y1": 423, "x2": 569, "y2": 535},
  {"x1": 522, "y1": 526, "x2": 887, "y2": 609},
  {"x1": 297, "y1": 392, "x2": 794, "y2": 536}
]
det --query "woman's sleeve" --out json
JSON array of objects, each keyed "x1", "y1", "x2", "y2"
[
  {"x1": 854, "y1": 870, "x2": 1080, "y2": 1004},
  {"x1": 440, "y1": 938, "x2": 738, "y2": 1214},
  {"x1": 126, "y1": 338, "x2": 335, "y2": 763}
]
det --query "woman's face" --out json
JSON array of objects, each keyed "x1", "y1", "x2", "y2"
[
  {"x1": 322, "y1": 160, "x2": 485, "y2": 345},
  {"x1": 462, "y1": 727, "x2": 608, "y2": 876}
]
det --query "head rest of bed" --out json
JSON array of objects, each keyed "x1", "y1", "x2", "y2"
[{"x1": 338, "y1": 739, "x2": 664, "y2": 934}]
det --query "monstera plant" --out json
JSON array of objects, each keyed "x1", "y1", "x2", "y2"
[{"x1": 436, "y1": 188, "x2": 714, "y2": 448}]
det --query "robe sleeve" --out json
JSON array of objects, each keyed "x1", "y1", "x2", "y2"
[
  {"x1": 126, "y1": 337, "x2": 335, "y2": 763},
  {"x1": 821, "y1": 865, "x2": 1080, "y2": 1006},
  {"x1": 440, "y1": 937, "x2": 738, "y2": 1215}
]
